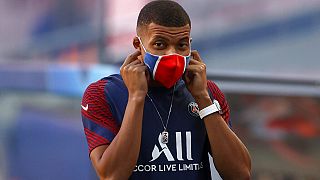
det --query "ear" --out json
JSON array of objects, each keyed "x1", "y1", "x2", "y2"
[
  {"x1": 133, "y1": 37, "x2": 141, "y2": 51},
  {"x1": 133, "y1": 36, "x2": 144, "y2": 62}
]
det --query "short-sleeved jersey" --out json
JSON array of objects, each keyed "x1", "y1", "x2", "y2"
[{"x1": 81, "y1": 74, "x2": 231, "y2": 179}]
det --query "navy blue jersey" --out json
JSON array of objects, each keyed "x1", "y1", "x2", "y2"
[{"x1": 81, "y1": 74, "x2": 231, "y2": 179}]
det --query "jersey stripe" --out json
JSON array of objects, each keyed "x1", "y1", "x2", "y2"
[
  {"x1": 81, "y1": 79, "x2": 119, "y2": 134},
  {"x1": 82, "y1": 115, "x2": 116, "y2": 142},
  {"x1": 81, "y1": 79, "x2": 120, "y2": 154},
  {"x1": 84, "y1": 128, "x2": 110, "y2": 153}
]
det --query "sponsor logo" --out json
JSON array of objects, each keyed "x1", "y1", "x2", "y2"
[
  {"x1": 133, "y1": 162, "x2": 204, "y2": 172},
  {"x1": 134, "y1": 131, "x2": 204, "y2": 173},
  {"x1": 150, "y1": 131, "x2": 193, "y2": 162}
]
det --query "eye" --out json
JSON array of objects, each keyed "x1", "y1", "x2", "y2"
[
  {"x1": 155, "y1": 42, "x2": 163, "y2": 47},
  {"x1": 153, "y1": 41, "x2": 166, "y2": 49},
  {"x1": 179, "y1": 42, "x2": 189, "y2": 49}
]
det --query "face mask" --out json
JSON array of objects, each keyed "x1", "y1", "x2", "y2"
[{"x1": 138, "y1": 37, "x2": 191, "y2": 88}]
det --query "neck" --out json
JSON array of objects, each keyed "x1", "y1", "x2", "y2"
[
  {"x1": 148, "y1": 78, "x2": 185, "y2": 90},
  {"x1": 148, "y1": 79, "x2": 162, "y2": 87}
]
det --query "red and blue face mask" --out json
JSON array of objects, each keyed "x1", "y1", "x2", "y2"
[{"x1": 138, "y1": 37, "x2": 191, "y2": 88}]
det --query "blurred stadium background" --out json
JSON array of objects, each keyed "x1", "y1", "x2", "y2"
[{"x1": 0, "y1": 0, "x2": 320, "y2": 179}]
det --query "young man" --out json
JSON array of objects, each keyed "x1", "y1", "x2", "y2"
[{"x1": 81, "y1": 1, "x2": 251, "y2": 179}]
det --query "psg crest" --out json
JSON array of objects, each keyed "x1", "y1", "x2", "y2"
[{"x1": 188, "y1": 102, "x2": 199, "y2": 117}]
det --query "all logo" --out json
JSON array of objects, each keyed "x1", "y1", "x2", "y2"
[
  {"x1": 150, "y1": 131, "x2": 193, "y2": 162},
  {"x1": 188, "y1": 102, "x2": 199, "y2": 117}
]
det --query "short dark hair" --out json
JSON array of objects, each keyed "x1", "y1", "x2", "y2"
[{"x1": 137, "y1": 0, "x2": 191, "y2": 31}]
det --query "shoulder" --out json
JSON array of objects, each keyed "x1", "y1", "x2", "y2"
[
  {"x1": 81, "y1": 77, "x2": 113, "y2": 121},
  {"x1": 83, "y1": 78, "x2": 108, "y2": 99},
  {"x1": 207, "y1": 80, "x2": 224, "y2": 100},
  {"x1": 81, "y1": 74, "x2": 125, "y2": 118},
  {"x1": 81, "y1": 76, "x2": 121, "y2": 153},
  {"x1": 206, "y1": 80, "x2": 231, "y2": 126},
  {"x1": 83, "y1": 74, "x2": 124, "y2": 97}
]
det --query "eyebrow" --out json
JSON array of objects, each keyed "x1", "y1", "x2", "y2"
[
  {"x1": 179, "y1": 37, "x2": 190, "y2": 42},
  {"x1": 150, "y1": 35, "x2": 170, "y2": 41},
  {"x1": 150, "y1": 35, "x2": 190, "y2": 42}
]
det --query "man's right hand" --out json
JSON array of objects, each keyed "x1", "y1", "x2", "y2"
[
  {"x1": 90, "y1": 50, "x2": 148, "y2": 180},
  {"x1": 120, "y1": 50, "x2": 149, "y2": 98}
]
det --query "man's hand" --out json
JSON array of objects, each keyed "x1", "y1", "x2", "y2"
[
  {"x1": 184, "y1": 50, "x2": 252, "y2": 179},
  {"x1": 120, "y1": 50, "x2": 149, "y2": 98},
  {"x1": 184, "y1": 50, "x2": 210, "y2": 101},
  {"x1": 91, "y1": 50, "x2": 149, "y2": 180}
]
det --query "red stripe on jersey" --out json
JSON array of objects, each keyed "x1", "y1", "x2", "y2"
[
  {"x1": 81, "y1": 79, "x2": 120, "y2": 135},
  {"x1": 84, "y1": 128, "x2": 110, "y2": 153},
  {"x1": 207, "y1": 80, "x2": 230, "y2": 125}
]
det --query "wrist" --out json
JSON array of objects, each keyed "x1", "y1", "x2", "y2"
[
  {"x1": 128, "y1": 91, "x2": 146, "y2": 102},
  {"x1": 192, "y1": 91, "x2": 210, "y2": 100},
  {"x1": 194, "y1": 94, "x2": 212, "y2": 109}
]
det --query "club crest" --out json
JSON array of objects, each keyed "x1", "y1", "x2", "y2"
[{"x1": 188, "y1": 102, "x2": 199, "y2": 117}]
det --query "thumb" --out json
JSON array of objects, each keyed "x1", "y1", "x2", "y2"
[
  {"x1": 145, "y1": 68, "x2": 150, "y2": 82},
  {"x1": 183, "y1": 71, "x2": 191, "y2": 85}
]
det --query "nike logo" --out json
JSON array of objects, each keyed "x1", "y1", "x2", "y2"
[{"x1": 81, "y1": 104, "x2": 88, "y2": 111}]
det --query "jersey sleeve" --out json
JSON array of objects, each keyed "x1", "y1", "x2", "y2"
[
  {"x1": 207, "y1": 80, "x2": 231, "y2": 127},
  {"x1": 81, "y1": 79, "x2": 119, "y2": 154}
]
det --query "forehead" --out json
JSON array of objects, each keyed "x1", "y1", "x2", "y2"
[{"x1": 140, "y1": 23, "x2": 191, "y2": 40}]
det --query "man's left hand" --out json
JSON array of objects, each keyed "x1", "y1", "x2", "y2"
[{"x1": 183, "y1": 50, "x2": 210, "y2": 100}]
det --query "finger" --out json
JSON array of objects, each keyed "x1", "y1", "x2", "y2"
[
  {"x1": 191, "y1": 50, "x2": 203, "y2": 63},
  {"x1": 185, "y1": 67, "x2": 201, "y2": 74},
  {"x1": 121, "y1": 60, "x2": 141, "y2": 72},
  {"x1": 126, "y1": 60, "x2": 141, "y2": 67},
  {"x1": 189, "y1": 59, "x2": 202, "y2": 65},
  {"x1": 122, "y1": 50, "x2": 141, "y2": 66},
  {"x1": 137, "y1": 55, "x2": 143, "y2": 62},
  {"x1": 186, "y1": 64, "x2": 206, "y2": 73},
  {"x1": 183, "y1": 71, "x2": 191, "y2": 84},
  {"x1": 145, "y1": 68, "x2": 150, "y2": 82},
  {"x1": 127, "y1": 62, "x2": 146, "y2": 69},
  {"x1": 134, "y1": 66, "x2": 148, "y2": 73},
  {"x1": 128, "y1": 64, "x2": 147, "y2": 70}
]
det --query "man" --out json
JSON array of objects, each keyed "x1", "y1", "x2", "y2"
[{"x1": 81, "y1": 1, "x2": 251, "y2": 179}]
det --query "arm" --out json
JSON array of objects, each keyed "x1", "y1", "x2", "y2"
[
  {"x1": 195, "y1": 95, "x2": 251, "y2": 180},
  {"x1": 89, "y1": 50, "x2": 148, "y2": 180},
  {"x1": 184, "y1": 50, "x2": 251, "y2": 180},
  {"x1": 90, "y1": 96, "x2": 145, "y2": 180}
]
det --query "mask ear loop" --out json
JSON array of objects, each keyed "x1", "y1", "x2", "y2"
[
  {"x1": 138, "y1": 36, "x2": 192, "y2": 57},
  {"x1": 183, "y1": 37, "x2": 193, "y2": 73},
  {"x1": 137, "y1": 36, "x2": 164, "y2": 59},
  {"x1": 137, "y1": 36, "x2": 148, "y2": 53},
  {"x1": 188, "y1": 37, "x2": 192, "y2": 57}
]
